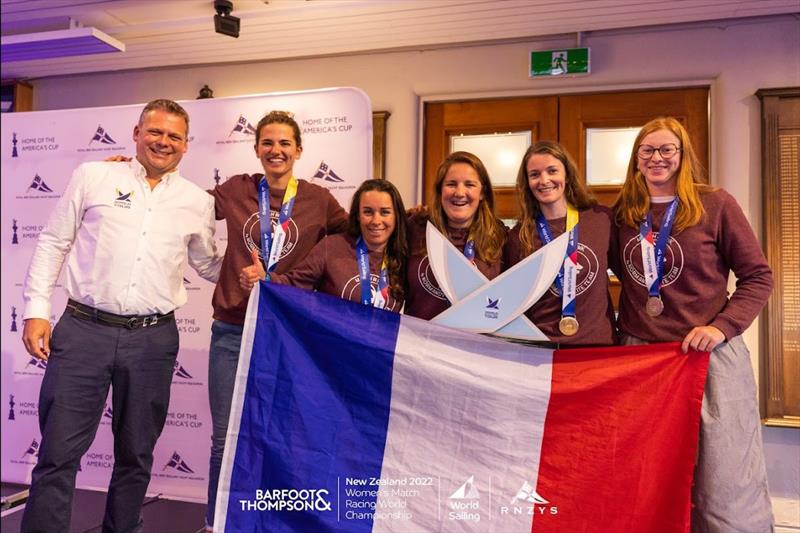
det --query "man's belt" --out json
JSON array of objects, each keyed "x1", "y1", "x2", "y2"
[{"x1": 66, "y1": 299, "x2": 174, "y2": 329}]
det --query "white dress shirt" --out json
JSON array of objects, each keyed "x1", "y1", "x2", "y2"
[{"x1": 23, "y1": 159, "x2": 222, "y2": 319}]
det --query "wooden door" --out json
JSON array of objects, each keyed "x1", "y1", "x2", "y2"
[
  {"x1": 423, "y1": 96, "x2": 558, "y2": 220},
  {"x1": 559, "y1": 87, "x2": 710, "y2": 208}
]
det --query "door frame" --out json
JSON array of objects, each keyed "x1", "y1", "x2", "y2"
[{"x1": 416, "y1": 79, "x2": 716, "y2": 203}]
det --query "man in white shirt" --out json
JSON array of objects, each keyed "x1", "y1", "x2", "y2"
[{"x1": 20, "y1": 99, "x2": 222, "y2": 533}]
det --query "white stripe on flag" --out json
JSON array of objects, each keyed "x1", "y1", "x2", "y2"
[
  {"x1": 214, "y1": 285, "x2": 261, "y2": 533},
  {"x1": 373, "y1": 317, "x2": 553, "y2": 532}
]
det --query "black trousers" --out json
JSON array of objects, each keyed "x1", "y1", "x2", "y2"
[{"x1": 21, "y1": 312, "x2": 179, "y2": 533}]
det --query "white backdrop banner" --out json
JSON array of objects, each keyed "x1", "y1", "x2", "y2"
[{"x1": 0, "y1": 87, "x2": 373, "y2": 502}]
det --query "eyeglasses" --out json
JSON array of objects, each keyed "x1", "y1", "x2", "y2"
[{"x1": 637, "y1": 143, "x2": 681, "y2": 159}]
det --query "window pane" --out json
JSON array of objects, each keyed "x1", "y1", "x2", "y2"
[
  {"x1": 450, "y1": 131, "x2": 531, "y2": 187},
  {"x1": 586, "y1": 127, "x2": 640, "y2": 185}
]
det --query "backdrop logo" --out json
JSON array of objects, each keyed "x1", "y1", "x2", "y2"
[
  {"x1": 213, "y1": 167, "x2": 222, "y2": 186},
  {"x1": 217, "y1": 115, "x2": 257, "y2": 145},
  {"x1": 27, "y1": 174, "x2": 53, "y2": 193},
  {"x1": 89, "y1": 125, "x2": 117, "y2": 145},
  {"x1": 26, "y1": 356, "x2": 48, "y2": 371},
  {"x1": 175, "y1": 317, "x2": 200, "y2": 334},
  {"x1": 174, "y1": 360, "x2": 193, "y2": 379},
  {"x1": 11, "y1": 219, "x2": 18, "y2": 244},
  {"x1": 8, "y1": 394, "x2": 15, "y2": 420},
  {"x1": 22, "y1": 439, "x2": 39, "y2": 459},
  {"x1": 165, "y1": 410, "x2": 203, "y2": 429},
  {"x1": 11, "y1": 306, "x2": 18, "y2": 332},
  {"x1": 77, "y1": 125, "x2": 125, "y2": 153},
  {"x1": 14, "y1": 134, "x2": 59, "y2": 156},
  {"x1": 172, "y1": 360, "x2": 202, "y2": 385},
  {"x1": 18, "y1": 174, "x2": 60, "y2": 200},
  {"x1": 164, "y1": 451, "x2": 194, "y2": 473},
  {"x1": 311, "y1": 161, "x2": 344, "y2": 183},
  {"x1": 102, "y1": 403, "x2": 113, "y2": 423},
  {"x1": 230, "y1": 115, "x2": 256, "y2": 136}
]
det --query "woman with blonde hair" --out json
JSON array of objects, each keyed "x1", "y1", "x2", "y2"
[
  {"x1": 613, "y1": 117, "x2": 773, "y2": 531},
  {"x1": 503, "y1": 140, "x2": 617, "y2": 346},
  {"x1": 405, "y1": 151, "x2": 507, "y2": 319}
]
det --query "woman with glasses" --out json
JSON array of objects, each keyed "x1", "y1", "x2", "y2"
[
  {"x1": 613, "y1": 117, "x2": 774, "y2": 531},
  {"x1": 240, "y1": 179, "x2": 408, "y2": 312},
  {"x1": 503, "y1": 140, "x2": 617, "y2": 346},
  {"x1": 404, "y1": 151, "x2": 507, "y2": 319}
]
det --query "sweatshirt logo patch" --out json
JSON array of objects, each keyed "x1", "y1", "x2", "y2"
[
  {"x1": 417, "y1": 256, "x2": 447, "y2": 301},
  {"x1": 548, "y1": 242, "x2": 600, "y2": 297},
  {"x1": 622, "y1": 233, "x2": 684, "y2": 288},
  {"x1": 243, "y1": 210, "x2": 299, "y2": 261}
]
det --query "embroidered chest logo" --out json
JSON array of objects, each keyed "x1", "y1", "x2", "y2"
[
  {"x1": 342, "y1": 274, "x2": 398, "y2": 311},
  {"x1": 417, "y1": 256, "x2": 447, "y2": 301},
  {"x1": 622, "y1": 233, "x2": 684, "y2": 288},
  {"x1": 114, "y1": 189, "x2": 133, "y2": 209},
  {"x1": 243, "y1": 211, "x2": 299, "y2": 261},
  {"x1": 548, "y1": 242, "x2": 601, "y2": 297}
]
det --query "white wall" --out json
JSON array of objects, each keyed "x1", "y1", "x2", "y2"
[{"x1": 28, "y1": 14, "x2": 800, "y2": 526}]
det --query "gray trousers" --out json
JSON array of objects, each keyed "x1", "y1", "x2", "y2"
[
  {"x1": 21, "y1": 312, "x2": 179, "y2": 533},
  {"x1": 622, "y1": 334, "x2": 774, "y2": 533}
]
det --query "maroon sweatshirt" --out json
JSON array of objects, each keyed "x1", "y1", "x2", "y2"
[
  {"x1": 616, "y1": 188, "x2": 773, "y2": 342},
  {"x1": 270, "y1": 233, "x2": 403, "y2": 312},
  {"x1": 209, "y1": 174, "x2": 348, "y2": 324},
  {"x1": 405, "y1": 214, "x2": 503, "y2": 320},
  {"x1": 504, "y1": 205, "x2": 617, "y2": 346}
]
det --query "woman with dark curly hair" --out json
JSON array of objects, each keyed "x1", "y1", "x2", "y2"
[
  {"x1": 241, "y1": 179, "x2": 408, "y2": 312},
  {"x1": 503, "y1": 140, "x2": 617, "y2": 346}
]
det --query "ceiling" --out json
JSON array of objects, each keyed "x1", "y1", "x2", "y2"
[{"x1": 2, "y1": 0, "x2": 798, "y2": 80}]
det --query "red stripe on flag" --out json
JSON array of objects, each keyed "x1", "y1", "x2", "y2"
[{"x1": 531, "y1": 342, "x2": 708, "y2": 533}]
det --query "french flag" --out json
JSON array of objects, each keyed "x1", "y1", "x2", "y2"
[{"x1": 215, "y1": 283, "x2": 708, "y2": 532}]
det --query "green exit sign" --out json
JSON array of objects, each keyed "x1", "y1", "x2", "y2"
[{"x1": 530, "y1": 48, "x2": 590, "y2": 77}]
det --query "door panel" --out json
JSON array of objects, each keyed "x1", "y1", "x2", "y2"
[{"x1": 423, "y1": 96, "x2": 558, "y2": 220}]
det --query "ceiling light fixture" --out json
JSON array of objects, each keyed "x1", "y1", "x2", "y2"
[{"x1": 1, "y1": 27, "x2": 125, "y2": 62}]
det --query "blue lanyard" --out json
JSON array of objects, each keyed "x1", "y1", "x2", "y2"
[
  {"x1": 639, "y1": 198, "x2": 679, "y2": 297},
  {"x1": 257, "y1": 175, "x2": 298, "y2": 272},
  {"x1": 535, "y1": 208, "x2": 579, "y2": 319},
  {"x1": 257, "y1": 176, "x2": 271, "y2": 268},
  {"x1": 355, "y1": 237, "x2": 389, "y2": 308}
]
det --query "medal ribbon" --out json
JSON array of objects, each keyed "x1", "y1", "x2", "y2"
[
  {"x1": 356, "y1": 237, "x2": 389, "y2": 308},
  {"x1": 639, "y1": 197, "x2": 679, "y2": 298},
  {"x1": 535, "y1": 205, "x2": 579, "y2": 320},
  {"x1": 257, "y1": 175, "x2": 298, "y2": 272}
]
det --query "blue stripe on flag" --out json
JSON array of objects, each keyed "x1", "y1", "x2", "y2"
[{"x1": 224, "y1": 283, "x2": 400, "y2": 532}]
